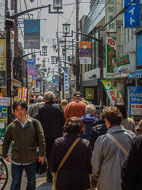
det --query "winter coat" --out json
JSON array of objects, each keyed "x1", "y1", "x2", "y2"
[
  {"x1": 38, "y1": 101, "x2": 65, "y2": 141},
  {"x1": 91, "y1": 125, "x2": 135, "y2": 190},
  {"x1": 81, "y1": 113, "x2": 99, "y2": 140},
  {"x1": 2, "y1": 118, "x2": 45, "y2": 164},
  {"x1": 49, "y1": 133, "x2": 92, "y2": 190},
  {"x1": 89, "y1": 119, "x2": 107, "y2": 150},
  {"x1": 121, "y1": 135, "x2": 142, "y2": 190},
  {"x1": 64, "y1": 100, "x2": 86, "y2": 121}
]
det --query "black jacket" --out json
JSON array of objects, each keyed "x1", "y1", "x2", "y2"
[
  {"x1": 38, "y1": 101, "x2": 65, "y2": 140},
  {"x1": 89, "y1": 119, "x2": 107, "y2": 150},
  {"x1": 121, "y1": 135, "x2": 142, "y2": 190},
  {"x1": 49, "y1": 133, "x2": 92, "y2": 190}
]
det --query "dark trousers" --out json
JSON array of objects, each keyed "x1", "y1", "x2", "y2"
[
  {"x1": 11, "y1": 162, "x2": 37, "y2": 190},
  {"x1": 46, "y1": 138, "x2": 55, "y2": 181}
]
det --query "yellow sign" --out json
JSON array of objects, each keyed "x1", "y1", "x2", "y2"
[
  {"x1": 0, "y1": 39, "x2": 6, "y2": 71},
  {"x1": 86, "y1": 88, "x2": 94, "y2": 99}
]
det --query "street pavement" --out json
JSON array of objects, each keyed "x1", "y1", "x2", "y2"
[{"x1": 4, "y1": 162, "x2": 53, "y2": 190}]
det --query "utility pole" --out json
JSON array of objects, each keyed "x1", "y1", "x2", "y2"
[
  {"x1": 76, "y1": 0, "x2": 79, "y2": 91},
  {"x1": 14, "y1": 0, "x2": 18, "y2": 79},
  {"x1": 5, "y1": 0, "x2": 13, "y2": 124}
]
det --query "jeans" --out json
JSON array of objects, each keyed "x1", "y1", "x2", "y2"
[{"x1": 11, "y1": 162, "x2": 37, "y2": 190}]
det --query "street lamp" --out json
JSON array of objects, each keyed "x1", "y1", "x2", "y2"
[
  {"x1": 62, "y1": 23, "x2": 71, "y2": 35},
  {"x1": 5, "y1": 0, "x2": 63, "y2": 124},
  {"x1": 41, "y1": 46, "x2": 47, "y2": 56}
]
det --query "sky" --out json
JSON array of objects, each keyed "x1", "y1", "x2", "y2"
[{"x1": 0, "y1": 0, "x2": 90, "y2": 72}]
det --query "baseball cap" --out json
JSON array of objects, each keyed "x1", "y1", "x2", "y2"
[{"x1": 73, "y1": 92, "x2": 82, "y2": 97}]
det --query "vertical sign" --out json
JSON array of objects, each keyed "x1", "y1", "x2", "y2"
[
  {"x1": 27, "y1": 59, "x2": 36, "y2": 75},
  {"x1": 24, "y1": 19, "x2": 40, "y2": 49},
  {"x1": 64, "y1": 73, "x2": 69, "y2": 94},
  {"x1": 79, "y1": 42, "x2": 91, "y2": 64},
  {"x1": 106, "y1": 37, "x2": 117, "y2": 78},
  {"x1": 106, "y1": 0, "x2": 117, "y2": 33},
  {"x1": 0, "y1": 39, "x2": 6, "y2": 84},
  {"x1": 124, "y1": 0, "x2": 140, "y2": 27},
  {"x1": 102, "y1": 80, "x2": 116, "y2": 105}
]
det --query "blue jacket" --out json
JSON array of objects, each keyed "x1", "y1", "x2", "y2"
[{"x1": 81, "y1": 114, "x2": 99, "y2": 140}]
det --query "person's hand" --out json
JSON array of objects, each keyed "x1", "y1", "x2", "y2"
[
  {"x1": 4, "y1": 157, "x2": 11, "y2": 162},
  {"x1": 38, "y1": 157, "x2": 44, "y2": 165}
]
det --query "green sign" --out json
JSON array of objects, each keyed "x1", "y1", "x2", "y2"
[
  {"x1": 106, "y1": 37, "x2": 116, "y2": 78},
  {"x1": 113, "y1": 54, "x2": 130, "y2": 66},
  {"x1": 0, "y1": 117, "x2": 7, "y2": 138},
  {"x1": 86, "y1": 88, "x2": 94, "y2": 99},
  {"x1": 0, "y1": 71, "x2": 6, "y2": 84}
]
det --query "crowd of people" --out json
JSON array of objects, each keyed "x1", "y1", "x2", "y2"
[{"x1": 2, "y1": 91, "x2": 142, "y2": 190}]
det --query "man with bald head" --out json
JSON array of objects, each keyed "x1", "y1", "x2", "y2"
[{"x1": 38, "y1": 91, "x2": 65, "y2": 182}]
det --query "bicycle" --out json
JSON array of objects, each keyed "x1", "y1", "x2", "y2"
[{"x1": 0, "y1": 156, "x2": 8, "y2": 190}]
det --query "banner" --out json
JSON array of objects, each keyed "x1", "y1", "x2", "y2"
[
  {"x1": 124, "y1": 0, "x2": 140, "y2": 27},
  {"x1": 27, "y1": 59, "x2": 36, "y2": 75},
  {"x1": 22, "y1": 88, "x2": 28, "y2": 102},
  {"x1": 106, "y1": 0, "x2": 117, "y2": 33},
  {"x1": 106, "y1": 37, "x2": 117, "y2": 78},
  {"x1": 64, "y1": 73, "x2": 69, "y2": 93},
  {"x1": 102, "y1": 80, "x2": 116, "y2": 105},
  {"x1": 24, "y1": 19, "x2": 40, "y2": 49},
  {"x1": 0, "y1": 39, "x2": 6, "y2": 84},
  {"x1": 79, "y1": 42, "x2": 91, "y2": 64}
]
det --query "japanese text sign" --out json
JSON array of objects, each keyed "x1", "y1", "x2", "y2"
[
  {"x1": 27, "y1": 59, "x2": 36, "y2": 75},
  {"x1": 106, "y1": 37, "x2": 117, "y2": 78},
  {"x1": 128, "y1": 86, "x2": 142, "y2": 116},
  {"x1": 64, "y1": 73, "x2": 69, "y2": 94},
  {"x1": 106, "y1": 0, "x2": 117, "y2": 32},
  {"x1": 124, "y1": 0, "x2": 140, "y2": 27}
]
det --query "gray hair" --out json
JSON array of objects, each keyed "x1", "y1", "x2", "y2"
[
  {"x1": 85, "y1": 104, "x2": 96, "y2": 114},
  {"x1": 44, "y1": 91, "x2": 54, "y2": 101},
  {"x1": 37, "y1": 96, "x2": 43, "y2": 102}
]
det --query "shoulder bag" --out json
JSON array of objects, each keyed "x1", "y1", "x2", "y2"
[
  {"x1": 52, "y1": 137, "x2": 80, "y2": 190},
  {"x1": 106, "y1": 133, "x2": 128, "y2": 156}
]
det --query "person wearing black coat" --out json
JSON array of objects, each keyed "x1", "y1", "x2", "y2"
[
  {"x1": 38, "y1": 91, "x2": 65, "y2": 182},
  {"x1": 121, "y1": 135, "x2": 142, "y2": 190},
  {"x1": 89, "y1": 119, "x2": 107, "y2": 150},
  {"x1": 49, "y1": 117, "x2": 92, "y2": 190}
]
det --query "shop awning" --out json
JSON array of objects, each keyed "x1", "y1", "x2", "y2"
[
  {"x1": 128, "y1": 69, "x2": 142, "y2": 78},
  {"x1": 11, "y1": 78, "x2": 22, "y2": 87}
]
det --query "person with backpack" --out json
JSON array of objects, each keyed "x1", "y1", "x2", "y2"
[{"x1": 2, "y1": 100, "x2": 45, "y2": 190}]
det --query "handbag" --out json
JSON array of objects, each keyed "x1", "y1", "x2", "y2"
[
  {"x1": 106, "y1": 133, "x2": 128, "y2": 156},
  {"x1": 52, "y1": 137, "x2": 80, "y2": 190},
  {"x1": 33, "y1": 120, "x2": 47, "y2": 174}
]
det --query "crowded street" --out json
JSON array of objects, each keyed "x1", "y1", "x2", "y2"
[{"x1": 0, "y1": 0, "x2": 142, "y2": 189}]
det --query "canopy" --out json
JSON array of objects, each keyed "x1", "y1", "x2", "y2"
[{"x1": 128, "y1": 69, "x2": 142, "y2": 78}]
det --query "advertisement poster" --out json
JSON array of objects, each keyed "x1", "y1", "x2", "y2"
[
  {"x1": 102, "y1": 80, "x2": 116, "y2": 105},
  {"x1": 0, "y1": 118, "x2": 7, "y2": 139},
  {"x1": 0, "y1": 97, "x2": 10, "y2": 106},
  {"x1": 86, "y1": 88, "x2": 94, "y2": 100},
  {"x1": 128, "y1": 86, "x2": 142, "y2": 116},
  {"x1": 0, "y1": 39, "x2": 6, "y2": 84},
  {"x1": 27, "y1": 59, "x2": 36, "y2": 75},
  {"x1": 79, "y1": 42, "x2": 91, "y2": 64},
  {"x1": 113, "y1": 84, "x2": 124, "y2": 104},
  {"x1": 106, "y1": 37, "x2": 117, "y2": 78},
  {"x1": 24, "y1": 19, "x2": 40, "y2": 49}
]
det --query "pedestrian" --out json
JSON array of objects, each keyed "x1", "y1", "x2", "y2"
[
  {"x1": 135, "y1": 120, "x2": 142, "y2": 135},
  {"x1": 89, "y1": 116, "x2": 107, "y2": 150},
  {"x1": 2, "y1": 100, "x2": 45, "y2": 190},
  {"x1": 49, "y1": 117, "x2": 92, "y2": 190},
  {"x1": 64, "y1": 91, "x2": 86, "y2": 121},
  {"x1": 115, "y1": 104, "x2": 136, "y2": 133},
  {"x1": 28, "y1": 98, "x2": 35, "y2": 114},
  {"x1": 81, "y1": 104, "x2": 99, "y2": 140},
  {"x1": 121, "y1": 135, "x2": 142, "y2": 190},
  {"x1": 28, "y1": 96, "x2": 44, "y2": 119},
  {"x1": 91, "y1": 106, "x2": 135, "y2": 190},
  {"x1": 61, "y1": 99, "x2": 68, "y2": 111},
  {"x1": 38, "y1": 91, "x2": 65, "y2": 182}
]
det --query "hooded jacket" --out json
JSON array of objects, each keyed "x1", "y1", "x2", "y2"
[{"x1": 81, "y1": 114, "x2": 99, "y2": 140}]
